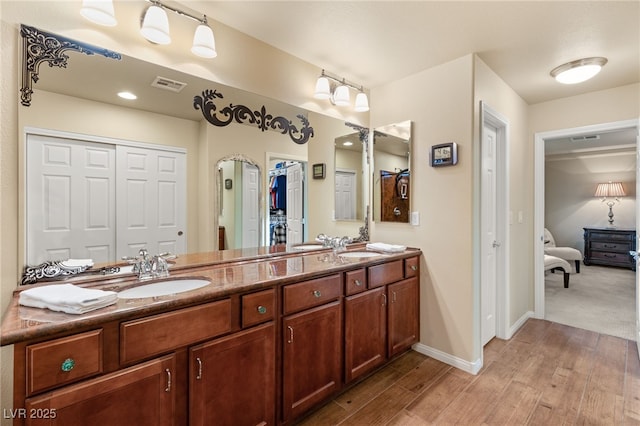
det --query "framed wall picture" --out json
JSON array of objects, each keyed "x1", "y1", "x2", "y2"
[{"x1": 312, "y1": 163, "x2": 326, "y2": 179}]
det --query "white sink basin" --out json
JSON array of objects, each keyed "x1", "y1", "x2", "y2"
[
  {"x1": 117, "y1": 278, "x2": 211, "y2": 299},
  {"x1": 339, "y1": 251, "x2": 383, "y2": 258}
]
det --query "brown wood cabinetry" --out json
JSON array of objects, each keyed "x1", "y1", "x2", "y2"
[
  {"x1": 9, "y1": 252, "x2": 420, "y2": 426},
  {"x1": 25, "y1": 354, "x2": 175, "y2": 426},
  {"x1": 388, "y1": 277, "x2": 420, "y2": 357},
  {"x1": 190, "y1": 322, "x2": 275, "y2": 426},
  {"x1": 282, "y1": 299, "x2": 342, "y2": 422},
  {"x1": 344, "y1": 287, "x2": 387, "y2": 382}
]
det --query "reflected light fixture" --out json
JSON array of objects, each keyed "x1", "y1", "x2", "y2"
[
  {"x1": 140, "y1": 3, "x2": 171, "y2": 45},
  {"x1": 313, "y1": 69, "x2": 369, "y2": 112},
  {"x1": 80, "y1": 0, "x2": 117, "y2": 26},
  {"x1": 550, "y1": 57, "x2": 608, "y2": 84},
  {"x1": 594, "y1": 181, "x2": 626, "y2": 226}
]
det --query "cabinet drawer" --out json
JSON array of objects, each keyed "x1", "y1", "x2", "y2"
[
  {"x1": 589, "y1": 231, "x2": 634, "y2": 242},
  {"x1": 368, "y1": 260, "x2": 404, "y2": 288},
  {"x1": 590, "y1": 251, "x2": 631, "y2": 263},
  {"x1": 242, "y1": 288, "x2": 276, "y2": 328},
  {"x1": 283, "y1": 274, "x2": 342, "y2": 315},
  {"x1": 121, "y1": 299, "x2": 232, "y2": 364},
  {"x1": 344, "y1": 269, "x2": 367, "y2": 296},
  {"x1": 404, "y1": 257, "x2": 419, "y2": 278},
  {"x1": 590, "y1": 241, "x2": 631, "y2": 252},
  {"x1": 27, "y1": 329, "x2": 103, "y2": 396}
]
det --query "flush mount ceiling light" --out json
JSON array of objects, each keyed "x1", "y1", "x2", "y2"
[
  {"x1": 81, "y1": 0, "x2": 217, "y2": 59},
  {"x1": 550, "y1": 57, "x2": 608, "y2": 84},
  {"x1": 80, "y1": 0, "x2": 117, "y2": 26},
  {"x1": 313, "y1": 69, "x2": 369, "y2": 112}
]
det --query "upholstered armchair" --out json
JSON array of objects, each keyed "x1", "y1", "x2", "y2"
[{"x1": 544, "y1": 228, "x2": 582, "y2": 273}]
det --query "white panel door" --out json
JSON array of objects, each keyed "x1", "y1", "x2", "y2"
[
  {"x1": 26, "y1": 134, "x2": 116, "y2": 265},
  {"x1": 286, "y1": 163, "x2": 303, "y2": 245},
  {"x1": 335, "y1": 170, "x2": 356, "y2": 220},
  {"x1": 242, "y1": 162, "x2": 260, "y2": 248},
  {"x1": 481, "y1": 123, "x2": 498, "y2": 346},
  {"x1": 116, "y1": 146, "x2": 186, "y2": 259}
]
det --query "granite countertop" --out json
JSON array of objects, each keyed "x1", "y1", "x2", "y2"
[{"x1": 1, "y1": 246, "x2": 421, "y2": 346}]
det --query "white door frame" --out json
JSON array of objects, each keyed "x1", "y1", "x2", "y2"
[
  {"x1": 533, "y1": 118, "x2": 640, "y2": 320},
  {"x1": 479, "y1": 102, "x2": 510, "y2": 342}
]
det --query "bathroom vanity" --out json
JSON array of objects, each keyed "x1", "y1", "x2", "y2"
[{"x1": 1, "y1": 245, "x2": 420, "y2": 425}]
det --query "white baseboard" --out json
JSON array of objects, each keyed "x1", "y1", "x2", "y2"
[
  {"x1": 507, "y1": 310, "x2": 535, "y2": 339},
  {"x1": 412, "y1": 311, "x2": 535, "y2": 376},
  {"x1": 412, "y1": 343, "x2": 482, "y2": 375}
]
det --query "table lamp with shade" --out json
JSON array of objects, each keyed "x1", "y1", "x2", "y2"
[{"x1": 594, "y1": 181, "x2": 626, "y2": 226}]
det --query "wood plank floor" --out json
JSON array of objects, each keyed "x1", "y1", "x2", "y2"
[{"x1": 297, "y1": 319, "x2": 640, "y2": 425}]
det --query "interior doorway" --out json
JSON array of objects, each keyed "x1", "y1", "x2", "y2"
[{"x1": 533, "y1": 119, "x2": 640, "y2": 354}]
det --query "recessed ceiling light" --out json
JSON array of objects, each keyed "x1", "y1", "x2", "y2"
[
  {"x1": 343, "y1": 141, "x2": 353, "y2": 146},
  {"x1": 550, "y1": 57, "x2": 607, "y2": 84},
  {"x1": 118, "y1": 91, "x2": 137, "y2": 100}
]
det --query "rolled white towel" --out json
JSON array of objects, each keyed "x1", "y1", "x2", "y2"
[
  {"x1": 366, "y1": 242, "x2": 407, "y2": 253},
  {"x1": 19, "y1": 284, "x2": 117, "y2": 315}
]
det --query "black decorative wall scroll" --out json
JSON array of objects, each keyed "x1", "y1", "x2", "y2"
[
  {"x1": 194, "y1": 89, "x2": 315, "y2": 145},
  {"x1": 20, "y1": 24, "x2": 122, "y2": 107}
]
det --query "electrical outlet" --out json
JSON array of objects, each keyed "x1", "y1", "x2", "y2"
[{"x1": 411, "y1": 211, "x2": 420, "y2": 226}]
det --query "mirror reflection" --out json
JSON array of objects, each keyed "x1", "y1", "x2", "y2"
[
  {"x1": 373, "y1": 121, "x2": 412, "y2": 223},
  {"x1": 334, "y1": 132, "x2": 364, "y2": 221},
  {"x1": 217, "y1": 156, "x2": 261, "y2": 250},
  {"x1": 18, "y1": 27, "x2": 368, "y2": 276}
]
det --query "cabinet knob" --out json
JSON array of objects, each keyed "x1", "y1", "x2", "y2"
[
  {"x1": 257, "y1": 305, "x2": 267, "y2": 314},
  {"x1": 410, "y1": 265, "x2": 417, "y2": 271},
  {"x1": 313, "y1": 290, "x2": 322, "y2": 298},
  {"x1": 61, "y1": 358, "x2": 75, "y2": 372},
  {"x1": 354, "y1": 279, "x2": 362, "y2": 287}
]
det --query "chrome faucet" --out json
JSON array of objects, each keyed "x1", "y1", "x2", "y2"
[
  {"x1": 316, "y1": 234, "x2": 351, "y2": 252},
  {"x1": 123, "y1": 249, "x2": 175, "y2": 280}
]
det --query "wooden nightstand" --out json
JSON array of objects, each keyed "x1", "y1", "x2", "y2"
[{"x1": 583, "y1": 227, "x2": 636, "y2": 270}]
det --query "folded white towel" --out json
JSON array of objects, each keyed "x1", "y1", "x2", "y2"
[
  {"x1": 366, "y1": 242, "x2": 407, "y2": 253},
  {"x1": 60, "y1": 258, "x2": 94, "y2": 268},
  {"x1": 19, "y1": 284, "x2": 117, "y2": 315}
]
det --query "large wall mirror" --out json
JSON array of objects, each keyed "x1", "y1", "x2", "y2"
[
  {"x1": 18, "y1": 27, "x2": 369, "y2": 274},
  {"x1": 372, "y1": 121, "x2": 412, "y2": 223},
  {"x1": 334, "y1": 131, "x2": 365, "y2": 221}
]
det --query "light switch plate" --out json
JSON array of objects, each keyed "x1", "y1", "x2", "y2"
[{"x1": 411, "y1": 211, "x2": 420, "y2": 226}]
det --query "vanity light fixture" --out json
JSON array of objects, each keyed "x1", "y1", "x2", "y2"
[
  {"x1": 550, "y1": 57, "x2": 608, "y2": 84},
  {"x1": 80, "y1": 0, "x2": 117, "y2": 26},
  {"x1": 81, "y1": 0, "x2": 217, "y2": 58},
  {"x1": 313, "y1": 69, "x2": 369, "y2": 112}
]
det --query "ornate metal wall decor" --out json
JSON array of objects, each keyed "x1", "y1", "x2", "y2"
[
  {"x1": 346, "y1": 122, "x2": 370, "y2": 164},
  {"x1": 20, "y1": 261, "x2": 121, "y2": 285},
  {"x1": 20, "y1": 24, "x2": 122, "y2": 107},
  {"x1": 194, "y1": 89, "x2": 315, "y2": 144}
]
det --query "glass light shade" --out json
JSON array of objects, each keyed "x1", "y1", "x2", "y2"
[
  {"x1": 333, "y1": 85, "x2": 350, "y2": 106},
  {"x1": 313, "y1": 77, "x2": 331, "y2": 99},
  {"x1": 551, "y1": 57, "x2": 607, "y2": 84},
  {"x1": 140, "y1": 5, "x2": 171, "y2": 45},
  {"x1": 80, "y1": 0, "x2": 117, "y2": 26},
  {"x1": 354, "y1": 92, "x2": 369, "y2": 112},
  {"x1": 594, "y1": 181, "x2": 626, "y2": 198},
  {"x1": 191, "y1": 24, "x2": 217, "y2": 58}
]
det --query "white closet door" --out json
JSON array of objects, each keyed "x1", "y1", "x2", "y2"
[
  {"x1": 335, "y1": 170, "x2": 356, "y2": 220},
  {"x1": 286, "y1": 163, "x2": 303, "y2": 244},
  {"x1": 242, "y1": 162, "x2": 260, "y2": 248},
  {"x1": 26, "y1": 134, "x2": 116, "y2": 265},
  {"x1": 116, "y1": 146, "x2": 186, "y2": 259}
]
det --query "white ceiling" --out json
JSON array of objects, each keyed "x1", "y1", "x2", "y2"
[{"x1": 201, "y1": 1, "x2": 640, "y2": 105}]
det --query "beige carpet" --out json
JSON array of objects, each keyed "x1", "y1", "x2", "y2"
[{"x1": 545, "y1": 264, "x2": 637, "y2": 341}]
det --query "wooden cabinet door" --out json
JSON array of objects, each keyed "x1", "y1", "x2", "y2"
[
  {"x1": 344, "y1": 287, "x2": 387, "y2": 383},
  {"x1": 189, "y1": 322, "x2": 276, "y2": 426},
  {"x1": 24, "y1": 354, "x2": 175, "y2": 426},
  {"x1": 282, "y1": 301, "x2": 342, "y2": 422},
  {"x1": 388, "y1": 277, "x2": 419, "y2": 358}
]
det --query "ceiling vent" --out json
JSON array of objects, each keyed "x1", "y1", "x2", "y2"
[
  {"x1": 151, "y1": 76, "x2": 187, "y2": 93},
  {"x1": 571, "y1": 135, "x2": 600, "y2": 142}
]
